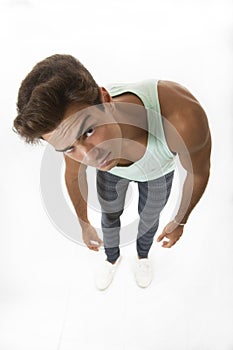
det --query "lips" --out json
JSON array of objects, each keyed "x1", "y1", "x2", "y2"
[{"x1": 97, "y1": 152, "x2": 111, "y2": 168}]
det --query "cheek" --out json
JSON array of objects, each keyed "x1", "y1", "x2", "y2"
[
  {"x1": 89, "y1": 125, "x2": 121, "y2": 148},
  {"x1": 92, "y1": 127, "x2": 112, "y2": 144},
  {"x1": 104, "y1": 125, "x2": 121, "y2": 139}
]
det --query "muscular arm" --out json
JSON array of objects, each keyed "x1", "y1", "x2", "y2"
[
  {"x1": 175, "y1": 131, "x2": 211, "y2": 224},
  {"x1": 64, "y1": 155, "x2": 89, "y2": 228},
  {"x1": 173, "y1": 106, "x2": 211, "y2": 224},
  {"x1": 157, "y1": 99, "x2": 211, "y2": 247},
  {"x1": 64, "y1": 155, "x2": 103, "y2": 250}
]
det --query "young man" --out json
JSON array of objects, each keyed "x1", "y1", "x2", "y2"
[{"x1": 13, "y1": 54, "x2": 211, "y2": 290}]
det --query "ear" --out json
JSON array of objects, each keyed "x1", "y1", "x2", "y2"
[{"x1": 99, "y1": 87, "x2": 113, "y2": 103}]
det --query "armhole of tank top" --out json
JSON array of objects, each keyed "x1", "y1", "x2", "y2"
[{"x1": 155, "y1": 81, "x2": 177, "y2": 157}]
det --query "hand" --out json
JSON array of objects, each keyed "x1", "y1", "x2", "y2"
[
  {"x1": 157, "y1": 220, "x2": 184, "y2": 248},
  {"x1": 82, "y1": 223, "x2": 103, "y2": 251}
]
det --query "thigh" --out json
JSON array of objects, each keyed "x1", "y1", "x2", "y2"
[
  {"x1": 96, "y1": 170, "x2": 130, "y2": 213},
  {"x1": 138, "y1": 171, "x2": 174, "y2": 217}
]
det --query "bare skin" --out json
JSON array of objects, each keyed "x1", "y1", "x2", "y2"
[
  {"x1": 157, "y1": 81, "x2": 211, "y2": 247},
  {"x1": 43, "y1": 80, "x2": 211, "y2": 250}
]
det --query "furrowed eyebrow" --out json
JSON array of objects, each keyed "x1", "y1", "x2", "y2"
[{"x1": 55, "y1": 114, "x2": 92, "y2": 152}]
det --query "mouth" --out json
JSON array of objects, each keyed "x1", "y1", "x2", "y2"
[{"x1": 97, "y1": 152, "x2": 112, "y2": 169}]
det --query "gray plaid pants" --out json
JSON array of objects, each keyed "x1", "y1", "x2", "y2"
[{"x1": 96, "y1": 170, "x2": 174, "y2": 263}]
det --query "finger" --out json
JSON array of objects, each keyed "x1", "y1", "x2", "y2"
[
  {"x1": 90, "y1": 239, "x2": 100, "y2": 246},
  {"x1": 88, "y1": 245, "x2": 99, "y2": 251},
  {"x1": 162, "y1": 240, "x2": 175, "y2": 248},
  {"x1": 92, "y1": 247, "x2": 99, "y2": 251},
  {"x1": 162, "y1": 242, "x2": 171, "y2": 248},
  {"x1": 157, "y1": 232, "x2": 167, "y2": 242},
  {"x1": 86, "y1": 242, "x2": 99, "y2": 250},
  {"x1": 162, "y1": 239, "x2": 169, "y2": 246}
]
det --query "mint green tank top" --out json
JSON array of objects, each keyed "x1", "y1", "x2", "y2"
[{"x1": 106, "y1": 79, "x2": 176, "y2": 181}]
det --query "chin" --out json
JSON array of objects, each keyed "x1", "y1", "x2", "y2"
[{"x1": 98, "y1": 158, "x2": 117, "y2": 171}]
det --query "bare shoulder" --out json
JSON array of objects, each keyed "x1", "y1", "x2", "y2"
[
  {"x1": 158, "y1": 80, "x2": 211, "y2": 154},
  {"x1": 158, "y1": 80, "x2": 203, "y2": 117}
]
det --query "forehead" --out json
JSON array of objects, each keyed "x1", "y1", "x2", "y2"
[
  {"x1": 42, "y1": 103, "x2": 89, "y2": 140},
  {"x1": 64, "y1": 102, "x2": 90, "y2": 119},
  {"x1": 45, "y1": 103, "x2": 110, "y2": 149}
]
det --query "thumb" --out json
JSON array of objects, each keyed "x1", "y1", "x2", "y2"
[{"x1": 157, "y1": 230, "x2": 167, "y2": 242}]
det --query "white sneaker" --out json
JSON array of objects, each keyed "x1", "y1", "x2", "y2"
[
  {"x1": 135, "y1": 258, "x2": 153, "y2": 288},
  {"x1": 95, "y1": 256, "x2": 122, "y2": 291}
]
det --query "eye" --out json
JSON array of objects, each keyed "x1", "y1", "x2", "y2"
[{"x1": 84, "y1": 127, "x2": 94, "y2": 137}]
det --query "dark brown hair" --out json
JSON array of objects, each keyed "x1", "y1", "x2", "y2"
[{"x1": 13, "y1": 54, "x2": 102, "y2": 144}]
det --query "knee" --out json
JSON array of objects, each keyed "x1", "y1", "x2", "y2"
[
  {"x1": 101, "y1": 210, "x2": 124, "y2": 228},
  {"x1": 102, "y1": 209, "x2": 124, "y2": 222}
]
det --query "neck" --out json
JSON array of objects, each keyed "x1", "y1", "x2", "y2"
[
  {"x1": 112, "y1": 102, "x2": 148, "y2": 139},
  {"x1": 110, "y1": 96, "x2": 149, "y2": 166}
]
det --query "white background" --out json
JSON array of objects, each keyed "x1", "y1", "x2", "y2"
[{"x1": 0, "y1": 0, "x2": 233, "y2": 349}]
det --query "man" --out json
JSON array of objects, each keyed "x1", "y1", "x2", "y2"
[{"x1": 13, "y1": 54, "x2": 211, "y2": 290}]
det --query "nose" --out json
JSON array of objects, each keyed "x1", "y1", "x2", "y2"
[{"x1": 72, "y1": 143, "x2": 102, "y2": 164}]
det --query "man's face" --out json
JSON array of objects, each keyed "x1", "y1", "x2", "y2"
[{"x1": 42, "y1": 102, "x2": 123, "y2": 170}]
